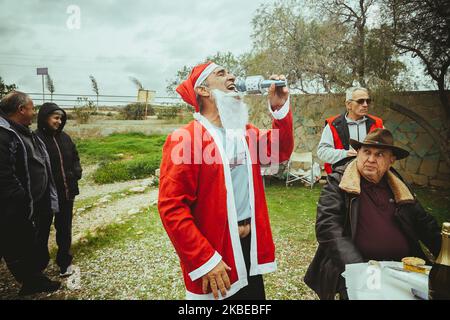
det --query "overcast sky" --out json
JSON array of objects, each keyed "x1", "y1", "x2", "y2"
[{"x1": 0, "y1": 0, "x2": 274, "y2": 104}]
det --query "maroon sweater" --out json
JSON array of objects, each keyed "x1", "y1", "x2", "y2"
[{"x1": 354, "y1": 176, "x2": 411, "y2": 261}]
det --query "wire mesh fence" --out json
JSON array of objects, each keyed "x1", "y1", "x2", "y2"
[{"x1": 26, "y1": 92, "x2": 183, "y2": 108}]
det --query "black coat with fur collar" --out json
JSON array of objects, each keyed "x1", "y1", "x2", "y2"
[{"x1": 304, "y1": 158, "x2": 442, "y2": 300}]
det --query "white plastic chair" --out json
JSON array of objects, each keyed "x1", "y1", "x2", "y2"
[{"x1": 286, "y1": 152, "x2": 319, "y2": 189}]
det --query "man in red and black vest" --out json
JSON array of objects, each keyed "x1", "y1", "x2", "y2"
[{"x1": 317, "y1": 87, "x2": 383, "y2": 174}]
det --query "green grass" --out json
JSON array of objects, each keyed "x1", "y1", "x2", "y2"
[
  {"x1": 414, "y1": 186, "x2": 450, "y2": 225},
  {"x1": 71, "y1": 208, "x2": 159, "y2": 257},
  {"x1": 76, "y1": 133, "x2": 166, "y2": 184},
  {"x1": 64, "y1": 206, "x2": 185, "y2": 299},
  {"x1": 47, "y1": 182, "x2": 449, "y2": 300},
  {"x1": 92, "y1": 154, "x2": 162, "y2": 184},
  {"x1": 76, "y1": 132, "x2": 166, "y2": 163},
  {"x1": 61, "y1": 183, "x2": 324, "y2": 299},
  {"x1": 265, "y1": 182, "x2": 321, "y2": 241},
  {"x1": 72, "y1": 188, "x2": 148, "y2": 216}
]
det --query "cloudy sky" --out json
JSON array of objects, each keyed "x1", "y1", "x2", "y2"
[{"x1": 0, "y1": 0, "x2": 274, "y2": 105}]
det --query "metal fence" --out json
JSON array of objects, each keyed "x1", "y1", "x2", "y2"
[{"x1": 26, "y1": 92, "x2": 183, "y2": 108}]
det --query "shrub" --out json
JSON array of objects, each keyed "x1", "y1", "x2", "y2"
[
  {"x1": 73, "y1": 97, "x2": 95, "y2": 124},
  {"x1": 120, "y1": 103, "x2": 155, "y2": 120},
  {"x1": 154, "y1": 106, "x2": 180, "y2": 120},
  {"x1": 77, "y1": 132, "x2": 165, "y2": 182},
  {"x1": 93, "y1": 155, "x2": 161, "y2": 184},
  {"x1": 65, "y1": 111, "x2": 76, "y2": 120}
]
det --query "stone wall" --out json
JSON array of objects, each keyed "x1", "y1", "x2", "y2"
[{"x1": 246, "y1": 91, "x2": 450, "y2": 188}]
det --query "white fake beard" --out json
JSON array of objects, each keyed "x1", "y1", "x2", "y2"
[
  {"x1": 212, "y1": 89, "x2": 249, "y2": 136},
  {"x1": 212, "y1": 89, "x2": 249, "y2": 164}
]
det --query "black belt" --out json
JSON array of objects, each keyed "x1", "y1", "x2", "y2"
[{"x1": 238, "y1": 218, "x2": 251, "y2": 226}]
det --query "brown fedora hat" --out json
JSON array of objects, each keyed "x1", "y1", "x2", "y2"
[{"x1": 350, "y1": 128, "x2": 410, "y2": 160}]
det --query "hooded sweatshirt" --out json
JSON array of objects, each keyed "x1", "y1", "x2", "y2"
[{"x1": 35, "y1": 103, "x2": 82, "y2": 201}]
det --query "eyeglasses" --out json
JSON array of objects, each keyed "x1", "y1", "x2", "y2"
[{"x1": 349, "y1": 98, "x2": 371, "y2": 105}]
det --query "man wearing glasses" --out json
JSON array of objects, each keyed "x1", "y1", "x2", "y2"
[{"x1": 317, "y1": 87, "x2": 383, "y2": 174}]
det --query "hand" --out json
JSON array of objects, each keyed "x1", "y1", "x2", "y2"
[
  {"x1": 347, "y1": 149, "x2": 357, "y2": 157},
  {"x1": 268, "y1": 74, "x2": 289, "y2": 111},
  {"x1": 238, "y1": 224, "x2": 251, "y2": 238},
  {"x1": 202, "y1": 260, "x2": 232, "y2": 299}
]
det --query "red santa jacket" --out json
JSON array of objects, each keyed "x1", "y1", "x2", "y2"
[
  {"x1": 324, "y1": 113, "x2": 383, "y2": 174},
  {"x1": 158, "y1": 109, "x2": 294, "y2": 299}
]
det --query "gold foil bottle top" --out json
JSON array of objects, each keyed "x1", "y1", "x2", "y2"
[{"x1": 442, "y1": 222, "x2": 450, "y2": 236}]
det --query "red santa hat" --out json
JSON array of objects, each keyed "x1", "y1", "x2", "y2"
[{"x1": 176, "y1": 61, "x2": 219, "y2": 112}]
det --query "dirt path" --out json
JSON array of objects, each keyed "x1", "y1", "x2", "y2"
[
  {"x1": 78, "y1": 178, "x2": 155, "y2": 201},
  {"x1": 76, "y1": 164, "x2": 154, "y2": 201},
  {"x1": 71, "y1": 190, "x2": 158, "y2": 244}
]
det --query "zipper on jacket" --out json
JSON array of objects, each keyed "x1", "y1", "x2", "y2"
[
  {"x1": 1, "y1": 122, "x2": 35, "y2": 220},
  {"x1": 349, "y1": 197, "x2": 357, "y2": 240},
  {"x1": 53, "y1": 136, "x2": 70, "y2": 200}
]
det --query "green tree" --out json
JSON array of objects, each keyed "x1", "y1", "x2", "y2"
[
  {"x1": 166, "y1": 52, "x2": 245, "y2": 95},
  {"x1": 312, "y1": 0, "x2": 378, "y2": 87},
  {"x1": 205, "y1": 51, "x2": 246, "y2": 77},
  {"x1": 0, "y1": 77, "x2": 17, "y2": 98},
  {"x1": 130, "y1": 77, "x2": 144, "y2": 90},
  {"x1": 89, "y1": 75, "x2": 99, "y2": 112},
  {"x1": 378, "y1": 0, "x2": 450, "y2": 165},
  {"x1": 46, "y1": 74, "x2": 55, "y2": 101},
  {"x1": 248, "y1": 0, "x2": 404, "y2": 93},
  {"x1": 381, "y1": 0, "x2": 450, "y2": 120},
  {"x1": 364, "y1": 25, "x2": 407, "y2": 89},
  {"x1": 249, "y1": 2, "x2": 351, "y2": 93},
  {"x1": 166, "y1": 65, "x2": 191, "y2": 96}
]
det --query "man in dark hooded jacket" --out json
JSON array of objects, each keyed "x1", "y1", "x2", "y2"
[
  {"x1": 35, "y1": 102, "x2": 82, "y2": 277},
  {"x1": 0, "y1": 91, "x2": 61, "y2": 296}
]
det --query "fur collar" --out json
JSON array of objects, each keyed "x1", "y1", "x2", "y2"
[{"x1": 339, "y1": 159, "x2": 415, "y2": 204}]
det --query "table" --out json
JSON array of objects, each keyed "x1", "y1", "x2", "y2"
[{"x1": 342, "y1": 261, "x2": 429, "y2": 300}]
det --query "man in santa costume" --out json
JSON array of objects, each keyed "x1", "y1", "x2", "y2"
[{"x1": 158, "y1": 61, "x2": 294, "y2": 300}]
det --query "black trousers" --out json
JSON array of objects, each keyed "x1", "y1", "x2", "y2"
[
  {"x1": 32, "y1": 192, "x2": 54, "y2": 273},
  {"x1": 225, "y1": 234, "x2": 266, "y2": 300},
  {"x1": 54, "y1": 199, "x2": 74, "y2": 270},
  {"x1": 0, "y1": 205, "x2": 38, "y2": 283}
]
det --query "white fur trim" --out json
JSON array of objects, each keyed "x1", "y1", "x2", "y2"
[
  {"x1": 194, "y1": 63, "x2": 220, "y2": 89},
  {"x1": 244, "y1": 134, "x2": 277, "y2": 277},
  {"x1": 268, "y1": 96, "x2": 290, "y2": 120},
  {"x1": 186, "y1": 279, "x2": 248, "y2": 300},
  {"x1": 191, "y1": 113, "x2": 277, "y2": 299},
  {"x1": 188, "y1": 251, "x2": 223, "y2": 282},
  {"x1": 251, "y1": 261, "x2": 278, "y2": 276},
  {"x1": 245, "y1": 138, "x2": 259, "y2": 276},
  {"x1": 193, "y1": 113, "x2": 247, "y2": 283}
]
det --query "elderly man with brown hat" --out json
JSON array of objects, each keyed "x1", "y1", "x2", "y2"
[{"x1": 305, "y1": 128, "x2": 442, "y2": 300}]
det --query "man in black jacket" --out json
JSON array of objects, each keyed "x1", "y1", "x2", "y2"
[
  {"x1": 36, "y1": 102, "x2": 82, "y2": 277},
  {"x1": 304, "y1": 128, "x2": 442, "y2": 300},
  {"x1": 0, "y1": 91, "x2": 61, "y2": 295}
]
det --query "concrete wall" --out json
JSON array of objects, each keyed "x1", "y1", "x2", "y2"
[{"x1": 247, "y1": 91, "x2": 450, "y2": 188}]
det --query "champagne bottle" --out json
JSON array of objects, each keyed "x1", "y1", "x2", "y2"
[{"x1": 429, "y1": 222, "x2": 450, "y2": 300}]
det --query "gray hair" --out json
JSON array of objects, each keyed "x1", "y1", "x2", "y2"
[
  {"x1": 345, "y1": 87, "x2": 369, "y2": 102},
  {"x1": 195, "y1": 78, "x2": 209, "y2": 113},
  {"x1": 0, "y1": 91, "x2": 32, "y2": 115}
]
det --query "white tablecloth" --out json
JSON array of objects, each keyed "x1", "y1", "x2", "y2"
[{"x1": 342, "y1": 261, "x2": 429, "y2": 300}]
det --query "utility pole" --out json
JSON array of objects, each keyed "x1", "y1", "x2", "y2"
[
  {"x1": 138, "y1": 89, "x2": 154, "y2": 120},
  {"x1": 37, "y1": 67, "x2": 48, "y2": 103}
]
